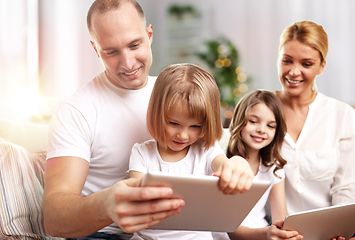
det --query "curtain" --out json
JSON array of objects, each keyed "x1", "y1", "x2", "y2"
[
  {"x1": 0, "y1": 0, "x2": 39, "y2": 119},
  {"x1": 0, "y1": 0, "x2": 354, "y2": 121}
]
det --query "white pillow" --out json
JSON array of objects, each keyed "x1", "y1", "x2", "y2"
[{"x1": 0, "y1": 138, "x2": 63, "y2": 239}]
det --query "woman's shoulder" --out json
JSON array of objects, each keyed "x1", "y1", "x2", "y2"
[
  {"x1": 314, "y1": 93, "x2": 355, "y2": 118},
  {"x1": 317, "y1": 93, "x2": 353, "y2": 110}
]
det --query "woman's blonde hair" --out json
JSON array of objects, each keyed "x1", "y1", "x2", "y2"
[
  {"x1": 227, "y1": 90, "x2": 287, "y2": 177},
  {"x1": 147, "y1": 63, "x2": 222, "y2": 149},
  {"x1": 278, "y1": 20, "x2": 328, "y2": 64}
]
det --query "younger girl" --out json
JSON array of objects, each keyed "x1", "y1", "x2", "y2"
[
  {"x1": 129, "y1": 63, "x2": 254, "y2": 240},
  {"x1": 227, "y1": 90, "x2": 302, "y2": 240}
]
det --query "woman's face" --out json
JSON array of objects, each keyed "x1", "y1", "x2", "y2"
[{"x1": 277, "y1": 40, "x2": 326, "y2": 97}]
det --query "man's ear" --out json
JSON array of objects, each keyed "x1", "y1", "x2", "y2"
[
  {"x1": 90, "y1": 40, "x2": 100, "y2": 58},
  {"x1": 147, "y1": 24, "x2": 153, "y2": 44}
]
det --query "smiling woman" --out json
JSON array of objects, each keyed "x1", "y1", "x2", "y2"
[
  {"x1": 277, "y1": 40, "x2": 326, "y2": 104},
  {"x1": 274, "y1": 22, "x2": 355, "y2": 235}
]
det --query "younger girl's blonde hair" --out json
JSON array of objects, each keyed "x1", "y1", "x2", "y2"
[
  {"x1": 227, "y1": 90, "x2": 287, "y2": 177},
  {"x1": 147, "y1": 63, "x2": 222, "y2": 149}
]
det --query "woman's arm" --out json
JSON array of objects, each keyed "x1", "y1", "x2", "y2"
[{"x1": 332, "y1": 107, "x2": 355, "y2": 204}]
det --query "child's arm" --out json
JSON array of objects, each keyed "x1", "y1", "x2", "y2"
[
  {"x1": 130, "y1": 170, "x2": 145, "y2": 180},
  {"x1": 128, "y1": 143, "x2": 148, "y2": 181},
  {"x1": 268, "y1": 179, "x2": 303, "y2": 239},
  {"x1": 269, "y1": 179, "x2": 287, "y2": 222},
  {"x1": 211, "y1": 154, "x2": 254, "y2": 194},
  {"x1": 228, "y1": 224, "x2": 301, "y2": 240},
  {"x1": 228, "y1": 203, "x2": 301, "y2": 240}
]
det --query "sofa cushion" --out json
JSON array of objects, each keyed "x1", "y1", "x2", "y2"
[
  {"x1": 0, "y1": 138, "x2": 63, "y2": 239},
  {"x1": 0, "y1": 120, "x2": 48, "y2": 153}
]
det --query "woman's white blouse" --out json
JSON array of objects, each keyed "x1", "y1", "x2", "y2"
[{"x1": 282, "y1": 93, "x2": 355, "y2": 214}]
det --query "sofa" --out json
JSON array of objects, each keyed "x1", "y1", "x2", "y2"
[
  {"x1": 0, "y1": 119, "x2": 231, "y2": 239},
  {"x1": 0, "y1": 120, "x2": 64, "y2": 239}
]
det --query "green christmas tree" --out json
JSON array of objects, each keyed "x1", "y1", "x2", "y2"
[{"x1": 195, "y1": 36, "x2": 250, "y2": 109}]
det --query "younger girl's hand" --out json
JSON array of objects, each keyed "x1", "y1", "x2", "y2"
[
  {"x1": 213, "y1": 156, "x2": 254, "y2": 194},
  {"x1": 268, "y1": 220, "x2": 303, "y2": 240},
  {"x1": 331, "y1": 236, "x2": 355, "y2": 240}
]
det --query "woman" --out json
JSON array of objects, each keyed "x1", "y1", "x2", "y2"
[{"x1": 275, "y1": 20, "x2": 355, "y2": 240}]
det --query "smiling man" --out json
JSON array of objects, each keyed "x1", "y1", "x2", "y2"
[
  {"x1": 88, "y1": 0, "x2": 153, "y2": 90},
  {"x1": 42, "y1": 1, "x2": 184, "y2": 239}
]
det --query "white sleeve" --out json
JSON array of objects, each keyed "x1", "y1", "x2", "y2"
[
  {"x1": 331, "y1": 107, "x2": 355, "y2": 204},
  {"x1": 47, "y1": 102, "x2": 92, "y2": 162},
  {"x1": 129, "y1": 143, "x2": 149, "y2": 174},
  {"x1": 205, "y1": 141, "x2": 225, "y2": 174},
  {"x1": 273, "y1": 167, "x2": 285, "y2": 185}
]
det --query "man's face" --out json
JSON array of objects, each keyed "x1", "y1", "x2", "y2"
[{"x1": 90, "y1": 3, "x2": 153, "y2": 90}]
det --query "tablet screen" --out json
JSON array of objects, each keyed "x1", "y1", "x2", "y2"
[{"x1": 142, "y1": 171, "x2": 270, "y2": 232}]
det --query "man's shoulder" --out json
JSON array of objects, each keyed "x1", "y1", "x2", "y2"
[
  {"x1": 61, "y1": 74, "x2": 156, "y2": 111},
  {"x1": 63, "y1": 72, "x2": 106, "y2": 105},
  {"x1": 146, "y1": 75, "x2": 157, "y2": 89},
  {"x1": 148, "y1": 75, "x2": 157, "y2": 81}
]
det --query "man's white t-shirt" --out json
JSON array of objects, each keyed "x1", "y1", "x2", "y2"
[{"x1": 47, "y1": 72, "x2": 156, "y2": 234}]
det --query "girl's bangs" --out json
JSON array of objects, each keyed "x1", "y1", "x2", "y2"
[{"x1": 167, "y1": 93, "x2": 206, "y2": 122}]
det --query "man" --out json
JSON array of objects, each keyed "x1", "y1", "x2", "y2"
[
  {"x1": 43, "y1": 0, "x2": 252, "y2": 239},
  {"x1": 43, "y1": 1, "x2": 184, "y2": 239}
]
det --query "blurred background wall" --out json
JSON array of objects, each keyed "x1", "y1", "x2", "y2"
[{"x1": 0, "y1": 0, "x2": 354, "y2": 122}]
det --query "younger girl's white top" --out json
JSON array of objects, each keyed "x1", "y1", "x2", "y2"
[
  {"x1": 129, "y1": 139, "x2": 224, "y2": 240},
  {"x1": 241, "y1": 162, "x2": 285, "y2": 228},
  {"x1": 282, "y1": 93, "x2": 355, "y2": 214}
]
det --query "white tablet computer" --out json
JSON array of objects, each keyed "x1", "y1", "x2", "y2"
[
  {"x1": 282, "y1": 202, "x2": 355, "y2": 240},
  {"x1": 141, "y1": 171, "x2": 270, "y2": 232}
]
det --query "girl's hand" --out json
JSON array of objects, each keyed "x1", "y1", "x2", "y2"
[
  {"x1": 268, "y1": 220, "x2": 303, "y2": 240},
  {"x1": 332, "y1": 236, "x2": 355, "y2": 240},
  {"x1": 213, "y1": 156, "x2": 254, "y2": 194}
]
